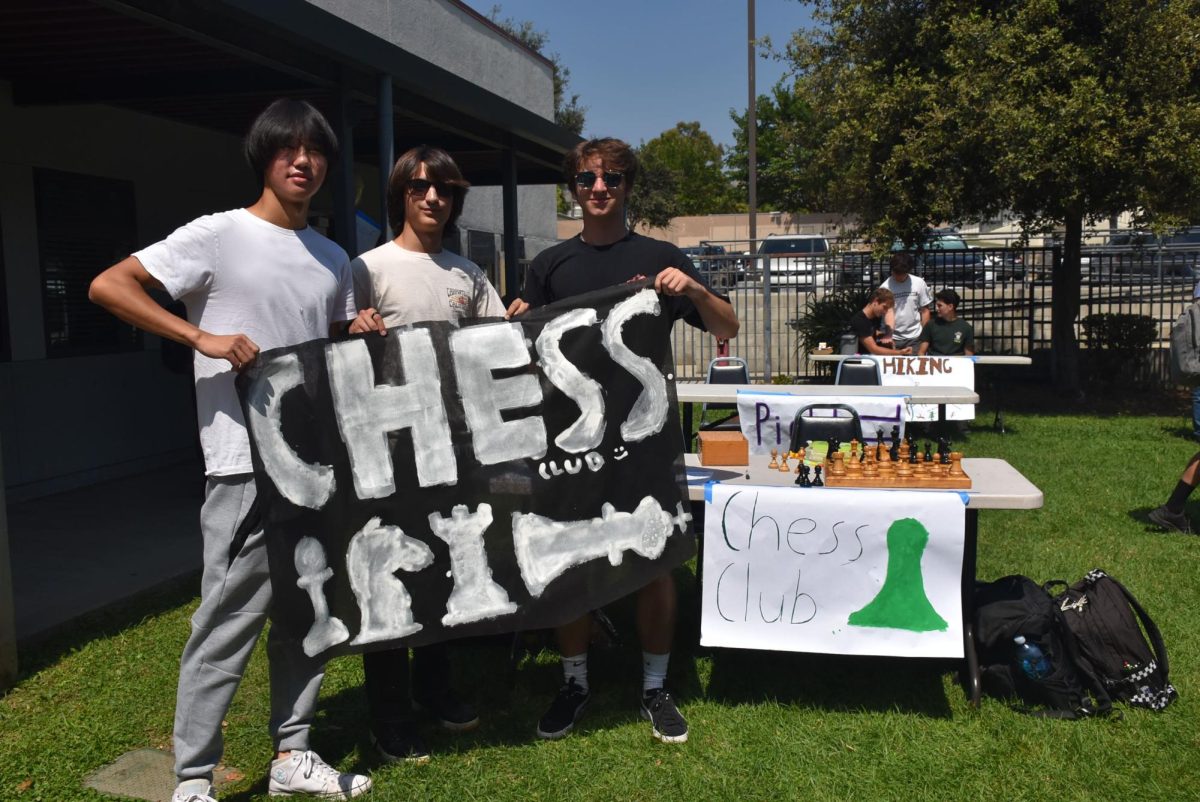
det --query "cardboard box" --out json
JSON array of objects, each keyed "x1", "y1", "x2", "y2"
[{"x1": 697, "y1": 430, "x2": 749, "y2": 466}]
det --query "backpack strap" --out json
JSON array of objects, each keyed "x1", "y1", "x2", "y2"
[{"x1": 1085, "y1": 569, "x2": 1171, "y2": 681}]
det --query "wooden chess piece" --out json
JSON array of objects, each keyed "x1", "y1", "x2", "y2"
[
  {"x1": 769, "y1": 448, "x2": 779, "y2": 469},
  {"x1": 830, "y1": 450, "x2": 846, "y2": 477},
  {"x1": 779, "y1": 450, "x2": 790, "y2": 472},
  {"x1": 949, "y1": 452, "x2": 965, "y2": 476},
  {"x1": 796, "y1": 447, "x2": 806, "y2": 473}
]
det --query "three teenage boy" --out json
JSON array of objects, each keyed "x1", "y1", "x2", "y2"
[
  {"x1": 89, "y1": 100, "x2": 371, "y2": 802},
  {"x1": 507, "y1": 137, "x2": 739, "y2": 743}
]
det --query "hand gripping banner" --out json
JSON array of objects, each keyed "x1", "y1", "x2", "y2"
[{"x1": 237, "y1": 280, "x2": 695, "y2": 659}]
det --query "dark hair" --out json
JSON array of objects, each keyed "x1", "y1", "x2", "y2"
[
  {"x1": 934, "y1": 288, "x2": 961, "y2": 308},
  {"x1": 871, "y1": 288, "x2": 895, "y2": 305},
  {"x1": 563, "y1": 137, "x2": 639, "y2": 195},
  {"x1": 243, "y1": 99, "x2": 338, "y2": 186},
  {"x1": 889, "y1": 252, "x2": 915, "y2": 273},
  {"x1": 386, "y1": 145, "x2": 470, "y2": 233}
]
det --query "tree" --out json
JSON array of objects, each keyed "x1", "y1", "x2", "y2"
[
  {"x1": 727, "y1": 80, "x2": 818, "y2": 213},
  {"x1": 487, "y1": 6, "x2": 586, "y2": 135},
  {"x1": 625, "y1": 145, "x2": 680, "y2": 230},
  {"x1": 639, "y1": 122, "x2": 742, "y2": 216},
  {"x1": 786, "y1": 0, "x2": 1200, "y2": 393}
]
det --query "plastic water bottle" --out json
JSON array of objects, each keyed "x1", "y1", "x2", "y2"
[{"x1": 1013, "y1": 635, "x2": 1051, "y2": 679}]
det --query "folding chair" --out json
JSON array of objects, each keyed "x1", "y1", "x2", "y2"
[
  {"x1": 834, "y1": 357, "x2": 881, "y2": 386},
  {"x1": 699, "y1": 356, "x2": 750, "y2": 432},
  {"x1": 789, "y1": 403, "x2": 864, "y2": 453}
]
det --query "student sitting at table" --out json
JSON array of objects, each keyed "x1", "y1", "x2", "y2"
[
  {"x1": 918, "y1": 288, "x2": 975, "y2": 356},
  {"x1": 850, "y1": 288, "x2": 912, "y2": 355}
]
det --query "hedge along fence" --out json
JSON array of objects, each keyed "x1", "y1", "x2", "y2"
[{"x1": 1079, "y1": 312, "x2": 1158, "y2": 388}]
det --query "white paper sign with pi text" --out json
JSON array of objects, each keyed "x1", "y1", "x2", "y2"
[{"x1": 701, "y1": 484, "x2": 966, "y2": 657}]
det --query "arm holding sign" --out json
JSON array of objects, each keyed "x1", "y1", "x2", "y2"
[
  {"x1": 89, "y1": 255, "x2": 261, "y2": 371},
  {"x1": 654, "y1": 266, "x2": 739, "y2": 340}
]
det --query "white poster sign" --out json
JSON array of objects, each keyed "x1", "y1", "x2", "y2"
[
  {"x1": 871, "y1": 355, "x2": 975, "y2": 421},
  {"x1": 735, "y1": 392, "x2": 908, "y2": 454},
  {"x1": 701, "y1": 484, "x2": 965, "y2": 658}
]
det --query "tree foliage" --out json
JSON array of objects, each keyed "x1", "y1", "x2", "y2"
[
  {"x1": 639, "y1": 122, "x2": 742, "y2": 216},
  {"x1": 488, "y1": 5, "x2": 586, "y2": 135},
  {"x1": 781, "y1": 0, "x2": 1200, "y2": 392},
  {"x1": 625, "y1": 145, "x2": 680, "y2": 230},
  {"x1": 727, "y1": 81, "x2": 817, "y2": 213}
]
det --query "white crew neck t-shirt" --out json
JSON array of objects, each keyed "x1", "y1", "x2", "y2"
[
  {"x1": 351, "y1": 240, "x2": 506, "y2": 327},
  {"x1": 880, "y1": 273, "x2": 933, "y2": 342},
  {"x1": 136, "y1": 208, "x2": 355, "y2": 476}
]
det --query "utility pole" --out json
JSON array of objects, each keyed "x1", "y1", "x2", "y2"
[{"x1": 747, "y1": 0, "x2": 757, "y2": 255}]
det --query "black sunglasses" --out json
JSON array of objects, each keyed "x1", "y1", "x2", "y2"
[
  {"x1": 573, "y1": 171, "x2": 624, "y2": 190},
  {"x1": 406, "y1": 178, "x2": 454, "y2": 197}
]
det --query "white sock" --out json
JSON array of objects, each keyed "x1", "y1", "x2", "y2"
[
  {"x1": 642, "y1": 651, "x2": 670, "y2": 694},
  {"x1": 561, "y1": 652, "x2": 589, "y2": 692}
]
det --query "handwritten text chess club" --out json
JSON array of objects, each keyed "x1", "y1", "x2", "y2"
[{"x1": 238, "y1": 283, "x2": 696, "y2": 657}]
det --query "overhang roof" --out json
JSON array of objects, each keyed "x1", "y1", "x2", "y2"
[{"x1": 0, "y1": 0, "x2": 580, "y2": 185}]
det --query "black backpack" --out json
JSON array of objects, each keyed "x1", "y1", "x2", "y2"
[
  {"x1": 973, "y1": 575, "x2": 1111, "y2": 718},
  {"x1": 1047, "y1": 569, "x2": 1178, "y2": 711}
]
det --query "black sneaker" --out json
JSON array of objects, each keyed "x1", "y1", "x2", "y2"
[
  {"x1": 1149, "y1": 505, "x2": 1192, "y2": 534},
  {"x1": 535, "y1": 678, "x2": 590, "y2": 739},
  {"x1": 413, "y1": 686, "x2": 480, "y2": 732},
  {"x1": 372, "y1": 722, "x2": 431, "y2": 764},
  {"x1": 640, "y1": 688, "x2": 688, "y2": 744}
]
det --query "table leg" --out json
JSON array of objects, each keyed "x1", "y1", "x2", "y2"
[
  {"x1": 962, "y1": 508, "x2": 981, "y2": 706},
  {"x1": 683, "y1": 402, "x2": 695, "y2": 449}
]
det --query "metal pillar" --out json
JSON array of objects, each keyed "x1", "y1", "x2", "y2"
[
  {"x1": 0, "y1": 431, "x2": 16, "y2": 690},
  {"x1": 500, "y1": 146, "x2": 520, "y2": 301},
  {"x1": 377, "y1": 74, "x2": 394, "y2": 243},
  {"x1": 331, "y1": 76, "x2": 358, "y2": 257}
]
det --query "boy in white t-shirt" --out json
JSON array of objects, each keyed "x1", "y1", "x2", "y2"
[
  {"x1": 347, "y1": 145, "x2": 503, "y2": 763},
  {"x1": 89, "y1": 99, "x2": 371, "y2": 802},
  {"x1": 880, "y1": 252, "x2": 933, "y2": 351}
]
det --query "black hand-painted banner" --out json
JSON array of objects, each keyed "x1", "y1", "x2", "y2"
[{"x1": 237, "y1": 281, "x2": 694, "y2": 660}]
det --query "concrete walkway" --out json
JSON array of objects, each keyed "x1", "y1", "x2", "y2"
[{"x1": 8, "y1": 459, "x2": 204, "y2": 642}]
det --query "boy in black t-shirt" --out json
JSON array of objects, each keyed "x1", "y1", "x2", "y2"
[
  {"x1": 508, "y1": 137, "x2": 738, "y2": 745},
  {"x1": 918, "y1": 288, "x2": 976, "y2": 356},
  {"x1": 851, "y1": 288, "x2": 912, "y2": 355}
]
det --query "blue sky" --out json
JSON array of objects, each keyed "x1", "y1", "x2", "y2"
[{"x1": 475, "y1": 0, "x2": 816, "y2": 149}]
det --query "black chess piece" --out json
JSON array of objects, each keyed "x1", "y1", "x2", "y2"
[
  {"x1": 890, "y1": 425, "x2": 901, "y2": 461},
  {"x1": 812, "y1": 464, "x2": 824, "y2": 487},
  {"x1": 923, "y1": 442, "x2": 933, "y2": 463},
  {"x1": 800, "y1": 464, "x2": 812, "y2": 487},
  {"x1": 938, "y1": 437, "x2": 951, "y2": 464}
]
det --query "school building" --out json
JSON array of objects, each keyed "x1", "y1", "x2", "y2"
[{"x1": 0, "y1": 0, "x2": 580, "y2": 684}]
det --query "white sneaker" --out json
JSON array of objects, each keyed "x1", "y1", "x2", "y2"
[
  {"x1": 268, "y1": 750, "x2": 372, "y2": 798},
  {"x1": 172, "y1": 779, "x2": 216, "y2": 802}
]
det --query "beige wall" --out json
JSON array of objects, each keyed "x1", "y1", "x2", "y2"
[{"x1": 557, "y1": 211, "x2": 857, "y2": 247}]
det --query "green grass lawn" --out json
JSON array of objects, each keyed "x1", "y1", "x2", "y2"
[{"x1": 3, "y1": 404, "x2": 1200, "y2": 801}]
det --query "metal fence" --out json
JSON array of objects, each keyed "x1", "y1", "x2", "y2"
[{"x1": 671, "y1": 238, "x2": 1198, "y2": 387}]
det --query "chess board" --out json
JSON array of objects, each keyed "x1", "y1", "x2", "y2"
[{"x1": 779, "y1": 441, "x2": 972, "y2": 490}]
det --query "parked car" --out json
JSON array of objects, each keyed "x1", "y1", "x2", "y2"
[
  {"x1": 893, "y1": 228, "x2": 992, "y2": 287},
  {"x1": 681, "y1": 243, "x2": 740, "y2": 289},
  {"x1": 1083, "y1": 229, "x2": 1200, "y2": 284},
  {"x1": 756, "y1": 234, "x2": 832, "y2": 289}
]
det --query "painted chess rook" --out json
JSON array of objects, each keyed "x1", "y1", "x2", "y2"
[
  {"x1": 512, "y1": 497, "x2": 692, "y2": 597},
  {"x1": 427, "y1": 504, "x2": 519, "y2": 626},
  {"x1": 294, "y1": 537, "x2": 350, "y2": 657},
  {"x1": 248, "y1": 289, "x2": 669, "y2": 510}
]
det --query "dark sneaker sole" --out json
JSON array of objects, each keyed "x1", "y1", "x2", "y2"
[
  {"x1": 411, "y1": 700, "x2": 480, "y2": 733},
  {"x1": 371, "y1": 734, "x2": 431, "y2": 765},
  {"x1": 535, "y1": 698, "x2": 590, "y2": 740},
  {"x1": 639, "y1": 705, "x2": 689, "y2": 744}
]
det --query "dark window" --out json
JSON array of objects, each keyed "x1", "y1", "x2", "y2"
[
  {"x1": 34, "y1": 169, "x2": 140, "y2": 357},
  {"x1": 0, "y1": 213, "x2": 9, "y2": 362},
  {"x1": 467, "y1": 229, "x2": 497, "y2": 286}
]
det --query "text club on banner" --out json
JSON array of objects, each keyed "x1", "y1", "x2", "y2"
[
  {"x1": 736, "y1": 392, "x2": 908, "y2": 454},
  {"x1": 870, "y1": 355, "x2": 975, "y2": 422},
  {"x1": 237, "y1": 281, "x2": 695, "y2": 660},
  {"x1": 700, "y1": 484, "x2": 965, "y2": 658}
]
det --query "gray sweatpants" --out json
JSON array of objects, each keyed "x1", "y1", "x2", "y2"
[{"x1": 174, "y1": 475, "x2": 325, "y2": 783}]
